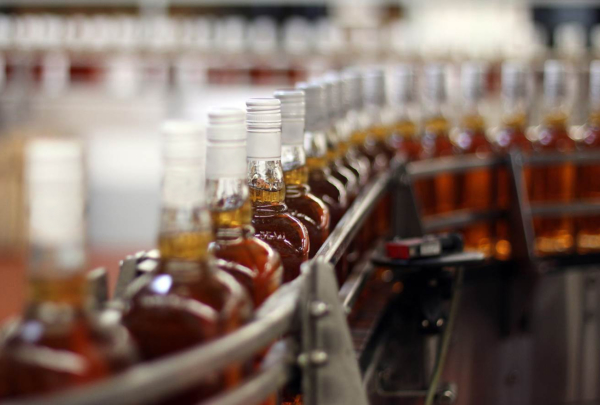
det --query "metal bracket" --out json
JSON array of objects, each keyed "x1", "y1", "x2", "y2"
[
  {"x1": 301, "y1": 259, "x2": 369, "y2": 405},
  {"x1": 393, "y1": 161, "x2": 424, "y2": 239}
]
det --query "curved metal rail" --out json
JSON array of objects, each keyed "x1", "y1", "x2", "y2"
[
  {"x1": 5, "y1": 163, "x2": 395, "y2": 405},
  {"x1": 4, "y1": 277, "x2": 301, "y2": 405},
  {"x1": 407, "y1": 154, "x2": 502, "y2": 179}
]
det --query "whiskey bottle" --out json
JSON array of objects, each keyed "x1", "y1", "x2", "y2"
[
  {"x1": 453, "y1": 62, "x2": 494, "y2": 256},
  {"x1": 417, "y1": 63, "x2": 455, "y2": 217},
  {"x1": 206, "y1": 107, "x2": 283, "y2": 306},
  {"x1": 390, "y1": 63, "x2": 421, "y2": 161},
  {"x1": 322, "y1": 73, "x2": 360, "y2": 202},
  {"x1": 531, "y1": 60, "x2": 576, "y2": 255},
  {"x1": 0, "y1": 139, "x2": 137, "y2": 398},
  {"x1": 341, "y1": 68, "x2": 372, "y2": 186},
  {"x1": 122, "y1": 121, "x2": 252, "y2": 402},
  {"x1": 246, "y1": 98, "x2": 310, "y2": 282},
  {"x1": 356, "y1": 68, "x2": 393, "y2": 173},
  {"x1": 493, "y1": 62, "x2": 533, "y2": 259},
  {"x1": 296, "y1": 82, "x2": 348, "y2": 229},
  {"x1": 363, "y1": 68, "x2": 394, "y2": 238},
  {"x1": 275, "y1": 89, "x2": 330, "y2": 258},
  {"x1": 576, "y1": 60, "x2": 600, "y2": 253}
]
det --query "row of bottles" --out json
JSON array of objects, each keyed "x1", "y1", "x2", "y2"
[
  {"x1": 402, "y1": 59, "x2": 600, "y2": 258},
  {"x1": 0, "y1": 67, "x2": 399, "y2": 402},
  {"x1": 6, "y1": 54, "x2": 600, "y2": 401}
]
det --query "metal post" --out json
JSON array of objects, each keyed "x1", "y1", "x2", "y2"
[
  {"x1": 300, "y1": 260, "x2": 369, "y2": 405},
  {"x1": 393, "y1": 162, "x2": 424, "y2": 238}
]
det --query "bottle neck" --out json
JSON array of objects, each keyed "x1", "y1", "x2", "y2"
[
  {"x1": 206, "y1": 177, "x2": 252, "y2": 239},
  {"x1": 502, "y1": 96, "x2": 527, "y2": 130},
  {"x1": 28, "y1": 177, "x2": 87, "y2": 308},
  {"x1": 248, "y1": 158, "x2": 286, "y2": 205},
  {"x1": 460, "y1": 99, "x2": 486, "y2": 132},
  {"x1": 158, "y1": 162, "x2": 212, "y2": 263},
  {"x1": 304, "y1": 130, "x2": 329, "y2": 169},
  {"x1": 282, "y1": 144, "x2": 309, "y2": 185}
]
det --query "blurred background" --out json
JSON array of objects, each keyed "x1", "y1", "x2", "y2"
[{"x1": 1, "y1": 0, "x2": 600, "y2": 284}]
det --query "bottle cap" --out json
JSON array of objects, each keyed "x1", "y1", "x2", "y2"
[
  {"x1": 461, "y1": 61, "x2": 486, "y2": 101},
  {"x1": 395, "y1": 63, "x2": 416, "y2": 104},
  {"x1": 296, "y1": 81, "x2": 326, "y2": 132},
  {"x1": 341, "y1": 68, "x2": 363, "y2": 112},
  {"x1": 274, "y1": 89, "x2": 305, "y2": 145},
  {"x1": 424, "y1": 63, "x2": 447, "y2": 102},
  {"x1": 246, "y1": 98, "x2": 282, "y2": 159},
  {"x1": 26, "y1": 138, "x2": 85, "y2": 247},
  {"x1": 323, "y1": 72, "x2": 344, "y2": 121},
  {"x1": 162, "y1": 120, "x2": 205, "y2": 163},
  {"x1": 363, "y1": 67, "x2": 386, "y2": 107},
  {"x1": 502, "y1": 61, "x2": 528, "y2": 100},
  {"x1": 206, "y1": 108, "x2": 246, "y2": 178},
  {"x1": 544, "y1": 59, "x2": 567, "y2": 100},
  {"x1": 207, "y1": 107, "x2": 246, "y2": 141},
  {"x1": 26, "y1": 138, "x2": 84, "y2": 184}
]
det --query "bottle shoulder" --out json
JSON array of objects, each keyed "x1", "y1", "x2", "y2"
[
  {"x1": 0, "y1": 308, "x2": 136, "y2": 386},
  {"x1": 125, "y1": 260, "x2": 251, "y2": 320}
]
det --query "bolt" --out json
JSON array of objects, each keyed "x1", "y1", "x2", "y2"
[
  {"x1": 297, "y1": 350, "x2": 329, "y2": 368},
  {"x1": 310, "y1": 301, "x2": 330, "y2": 318},
  {"x1": 438, "y1": 388, "x2": 456, "y2": 405},
  {"x1": 311, "y1": 350, "x2": 329, "y2": 366}
]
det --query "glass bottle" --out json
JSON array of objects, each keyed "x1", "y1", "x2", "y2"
[
  {"x1": 576, "y1": 60, "x2": 600, "y2": 253},
  {"x1": 321, "y1": 74, "x2": 360, "y2": 202},
  {"x1": 453, "y1": 62, "x2": 494, "y2": 257},
  {"x1": 205, "y1": 108, "x2": 283, "y2": 307},
  {"x1": 417, "y1": 63, "x2": 455, "y2": 217},
  {"x1": 493, "y1": 62, "x2": 533, "y2": 260},
  {"x1": 274, "y1": 89, "x2": 330, "y2": 258},
  {"x1": 390, "y1": 63, "x2": 421, "y2": 161},
  {"x1": 0, "y1": 139, "x2": 137, "y2": 399},
  {"x1": 246, "y1": 98, "x2": 310, "y2": 282},
  {"x1": 122, "y1": 121, "x2": 252, "y2": 403},
  {"x1": 531, "y1": 60, "x2": 576, "y2": 255},
  {"x1": 354, "y1": 68, "x2": 392, "y2": 174},
  {"x1": 296, "y1": 82, "x2": 348, "y2": 229},
  {"x1": 341, "y1": 68, "x2": 371, "y2": 187},
  {"x1": 362, "y1": 68, "x2": 394, "y2": 238}
]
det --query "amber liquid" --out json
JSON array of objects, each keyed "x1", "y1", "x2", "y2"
[
  {"x1": 210, "y1": 201, "x2": 283, "y2": 308},
  {"x1": 0, "y1": 273, "x2": 137, "y2": 399},
  {"x1": 531, "y1": 113, "x2": 576, "y2": 255},
  {"x1": 390, "y1": 119, "x2": 421, "y2": 161},
  {"x1": 250, "y1": 187, "x2": 310, "y2": 283},
  {"x1": 327, "y1": 139, "x2": 360, "y2": 203},
  {"x1": 494, "y1": 114, "x2": 532, "y2": 260},
  {"x1": 338, "y1": 141, "x2": 370, "y2": 270},
  {"x1": 284, "y1": 166, "x2": 330, "y2": 258},
  {"x1": 352, "y1": 125, "x2": 390, "y2": 175},
  {"x1": 123, "y1": 232, "x2": 252, "y2": 404},
  {"x1": 306, "y1": 157, "x2": 348, "y2": 230},
  {"x1": 340, "y1": 141, "x2": 371, "y2": 187},
  {"x1": 454, "y1": 115, "x2": 494, "y2": 257},
  {"x1": 416, "y1": 116, "x2": 455, "y2": 216},
  {"x1": 576, "y1": 115, "x2": 600, "y2": 253}
]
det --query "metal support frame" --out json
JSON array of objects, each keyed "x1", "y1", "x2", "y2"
[
  {"x1": 6, "y1": 162, "x2": 396, "y2": 405},
  {"x1": 300, "y1": 259, "x2": 369, "y2": 405},
  {"x1": 10, "y1": 150, "x2": 600, "y2": 405}
]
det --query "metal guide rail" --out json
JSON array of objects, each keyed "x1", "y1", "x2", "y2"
[
  {"x1": 8, "y1": 150, "x2": 600, "y2": 405},
  {"x1": 4, "y1": 163, "x2": 395, "y2": 405},
  {"x1": 407, "y1": 150, "x2": 600, "y2": 234}
]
